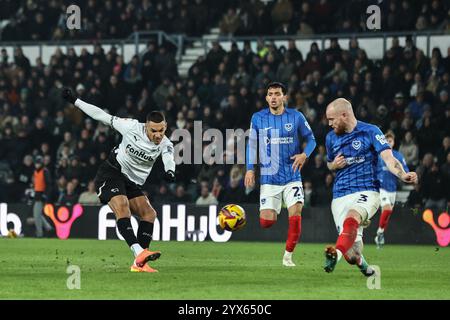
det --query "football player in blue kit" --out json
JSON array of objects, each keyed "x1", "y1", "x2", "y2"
[
  {"x1": 375, "y1": 131, "x2": 409, "y2": 248},
  {"x1": 245, "y1": 82, "x2": 316, "y2": 267},
  {"x1": 323, "y1": 98, "x2": 417, "y2": 275}
]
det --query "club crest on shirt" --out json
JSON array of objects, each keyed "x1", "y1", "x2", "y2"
[
  {"x1": 352, "y1": 139, "x2": 362, "y2": 150},
  {"x1": 284, "y1": 123, "x2": 293, "y2": 132}
]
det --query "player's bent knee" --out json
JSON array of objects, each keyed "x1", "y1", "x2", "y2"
[{"x1": 346, "y1": 210, "x2": 363, "y2": 224}]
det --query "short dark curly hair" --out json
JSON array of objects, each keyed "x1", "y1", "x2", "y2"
[
  {"x1": 146, "y1": 111, "x2": 165, "y2": 123},
  {"x1": 266, "y1": 82, "x2": 287, "y2": 95}
]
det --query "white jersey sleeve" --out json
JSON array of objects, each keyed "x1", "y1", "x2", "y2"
[
  {"x1": 74, "y1": 99, "x2": 112, "y2": 125},
  {"x1": 161, "y1": 138, "x2": 175, "y2": 172},
  {"x1": 110, "y1": 116, "x2": 139, "y2": 135}
]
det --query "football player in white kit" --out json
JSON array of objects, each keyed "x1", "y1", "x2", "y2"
[{"x1": 63, "y1": 88, "x2": 175, "y2": 273}]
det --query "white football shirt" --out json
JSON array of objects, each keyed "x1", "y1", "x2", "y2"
[{"x1": 109, "y1": 116, "x2": 175, "y2": 186}]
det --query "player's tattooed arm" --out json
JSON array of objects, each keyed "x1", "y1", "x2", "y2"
[{"x1": 380, "y1": 149, "x2": 418, "y2": 184}]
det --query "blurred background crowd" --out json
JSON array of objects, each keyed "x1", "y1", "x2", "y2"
[
  {"x1": 0, "y1": 0, "x2": 449, "y2": 212},
  {"x1": 1, "y1": 0, "x2": 449, "y2": 41}
]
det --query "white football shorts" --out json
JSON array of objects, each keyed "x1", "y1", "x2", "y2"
[
  {"x1": 260, "y1": 181, "x2": 304, "y2": 214},
  {"x1": 380, "y1": 189, "x2": 396, "y2": 207},
  {"x1": 331, "y1": 191, "x2": 380, "y2": 242}
]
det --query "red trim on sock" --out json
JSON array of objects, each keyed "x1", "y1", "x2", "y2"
[
  {"x1": 379, "y1": 209, "x2": 393, "y2": 230},
  {"x1": 260, "y1": 218, "x2": 275, "y2": 228},
  {"x1": 336, "y1": 217, "x2": 359, "y2": 255},
  {"x1": 285, "y1": 215, "x2": 302, "y2": 252}
]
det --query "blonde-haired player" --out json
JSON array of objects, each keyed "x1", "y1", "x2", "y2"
[{"x1": 324, "y1": 98, "x2": 417, "y2": 274}]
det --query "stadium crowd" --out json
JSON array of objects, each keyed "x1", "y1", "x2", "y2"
[
  {"x1": 0, "y1": 0, "x2": 449, "y2": 212},
  {"x1": 1, "y1": 0, "x2": 450, "y2": 41},
  {"x1": 0, "y1": 34, "x2": 449, "y2": 211},
  {"x1": 0, "y1": 0, "x2": 231, "y2": 40}
]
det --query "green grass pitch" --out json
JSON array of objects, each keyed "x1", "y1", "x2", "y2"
[{"x1": 1, "y1": 238, "x2": 449, "y2": 300}]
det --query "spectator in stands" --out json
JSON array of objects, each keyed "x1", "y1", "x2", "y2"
[
  {"x1": 314, "y1": 173, "x2": 334, "y2": 206},
  {"x1": 172, "y1": 184, "x2": 192, "y2": 203},
  {"x1": 219, "y1": 8, "x2": 241, "y2": 36},
  {"x1": 303, "y1": 180, "x2": 315, "y2": 208},
  {"x1": 32, "y1": 156, "x2": 53, "y2": 237},
  {"x1": 408, "y1": 90, "x2": 428, "y2": 121},
  {"x1": 416, "y1": 153, "x2": 434, "y2": 180},
  {"x1": 407, "y1": 183, "x2": 424, "y2": 209},
  {"x1": 296, "y1": 21, "x2": 314, "y2": 35},
  {"x1": 253, "y1": 64, "x2": 275, "y2": 91},
  {"x1": 422, "y1": 160, "x2": 447, "y2": 211},
  {"x1": 196, "y1": 183, "x2": 218, "y2": 206},
  {"x1": 399, "y1": 131, "x2": 420, "y2": 169},
  {"x1": 58, "y1": 181, "x2": 79, "y2": 206},
  {"x1": 219, "y1": 168, "x2": 245, "y2": 203},
  {"x1": 417, "y1": 112, "x2": 439, "y2": 157},
  {"x1": 153, "y1": 184, "x2": 172, "y2": 203},
  {"x1": 1, "y1": 6, "x2": 450, "y2": 213},
  {"x1": 197, "y1": 157, "x2": 220, "y2": 187},
  {"x1": 15, "y1": 155, "x2": 34, "y2": 200},
  {"x1": 437, "y1": 136, "x2": 450, "y2": 164},
  {"x1": 78, "y1": 180, "x2": 100, "y2": 205},
  {"x1": 29, "y1": 118, "x2": 52, "y2": 152},
  {"x1": 276, "y1": 55, "x2": 296, "y2": 85}
]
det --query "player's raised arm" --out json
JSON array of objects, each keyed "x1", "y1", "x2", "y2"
[
  {"x1": 62, "y1": 87, "x2": 137, "y2": 135},
  {"x1": 380, "y1": 149, "x2": 417, "y2": 184},
  {"x1": 62, "y1": 87, "x2": 112, "y2": 126},
  {"x1": 370, "y1": 126, "x2": 417, "y2": 184}
]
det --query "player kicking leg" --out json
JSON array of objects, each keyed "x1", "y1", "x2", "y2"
[
  {"x1": 323, "y1": 98, "x2": 418, "y2": 274},
  {"x1": 106, "y1": 195, "x2": 161, "y2": 273},
  {"x1": 94, "y1": 162, "x2": 162, "y2": 273},
  {"x1": 324, "y1": 191, "x2": 380, "y2": 274},
  {"x1": 343, "y1": 241, "x2": 375, "y2": 277},
  {"x1": 63, "y1": 87, "x2": 176, "y2": 273},
  {"x1": 129, "y1": 195, "x2": 161, "y2": 272}
]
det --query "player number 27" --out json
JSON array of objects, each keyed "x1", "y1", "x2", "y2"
[{"x1": 292, "y1": 187, "x2": 303, "y2": 198}]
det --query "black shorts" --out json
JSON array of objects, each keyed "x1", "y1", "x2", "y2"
[{"x1": 94, "y1": 160, "x2": 144, "y2": 204}]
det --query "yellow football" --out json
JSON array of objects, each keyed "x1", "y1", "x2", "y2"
[{"x1": 218, "y1": 204, "x2": 246, "y2": 232}]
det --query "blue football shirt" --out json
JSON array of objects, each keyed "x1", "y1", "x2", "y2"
[
  {"x1": 326, "y1": 121, "x2": 391, "y2": 199},
  {"x1": 246, "y1": 108, "x2": 316, "y2": 185},
  {"x1": 378, "y1": 150, "x2": 409, "y2": 192}
]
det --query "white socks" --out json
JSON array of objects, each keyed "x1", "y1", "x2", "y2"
[
  {"x1": 336, "y1": 249, "x2": 343, "y2": 262},
  {"x1": 131, "y1": 243, "x2": 144, "y2": 257}
]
